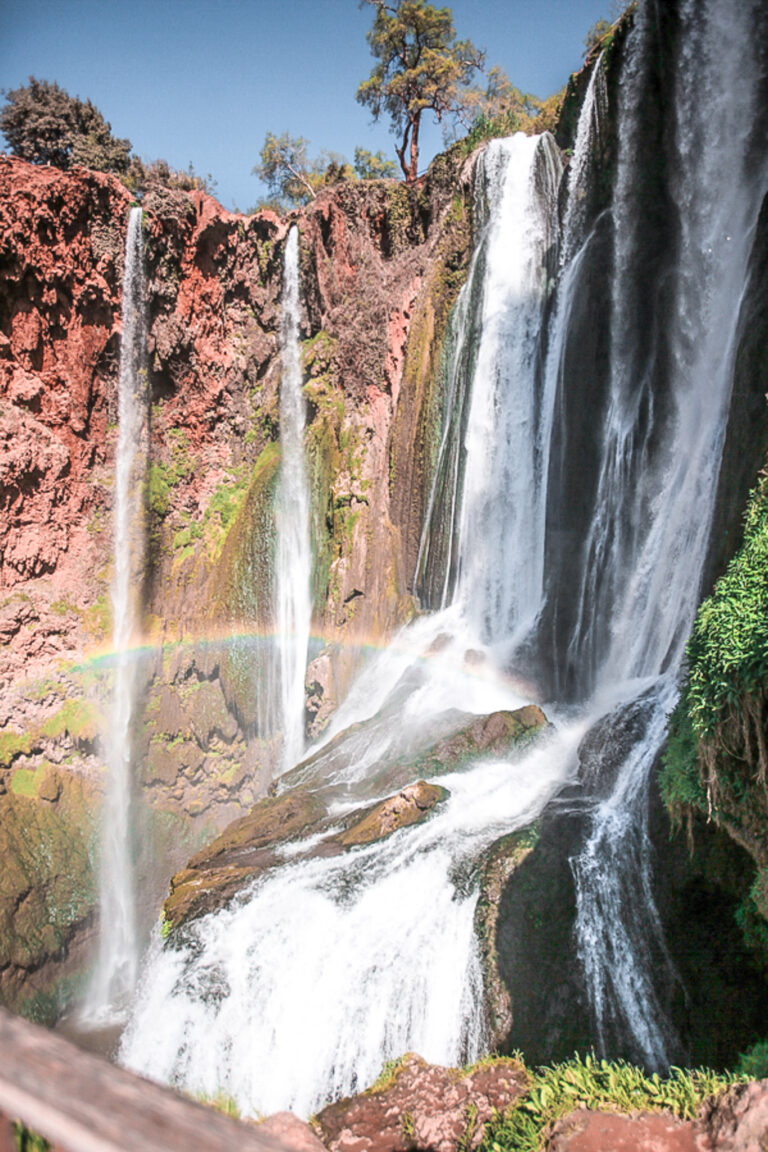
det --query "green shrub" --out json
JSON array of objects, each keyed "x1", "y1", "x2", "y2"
[{"x1": 737, "y1": 1039, "x2": 768, "y2": 1079}]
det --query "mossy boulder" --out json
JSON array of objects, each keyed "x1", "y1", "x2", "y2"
[
  {"x1": 409, "y1": 707, "x2": 547, "y2": 777},
  {"x1": 0, "y1": 769, "x2": 98, "y2": 1019},
  {"x1": 280, "y1": 704, "x2": 549, "y2": 804}
]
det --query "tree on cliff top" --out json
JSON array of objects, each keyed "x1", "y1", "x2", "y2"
[
  {"x1": 253, "y1": 132, "x2": 357, "y2": 211},
  {"x1": 356, "y1": 0, "x2": 484, "y2": 183},
  {"x1": 0, "y1": 77, "x2": 131, "y2": 173}
]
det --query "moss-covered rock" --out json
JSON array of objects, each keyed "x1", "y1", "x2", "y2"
[
  {"x1": 475, "y1": 825, "x2": 540, "y2": 1047},
  {"x1": 0, "y1": 769, "x2": 98, "y2": 1018}
]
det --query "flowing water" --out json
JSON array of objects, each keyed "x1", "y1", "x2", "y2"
[
  {"x1": 568, "y1": 0, "x2": 768, "y2": 1066},
  {"x1": 274, "y1": 225, "x2": 312, "y2": 773},
  {"x1": 122, "y1": 0, "x2": 768, "y2": 1108},
  {"x1": 121, "y1": 134, "x2": 569, "y2": 1113},
  {"x1": 85, "y1": 206, "x2": 147, "y2": 1023}
]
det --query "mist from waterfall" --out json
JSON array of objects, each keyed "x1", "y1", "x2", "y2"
[
  {"x1": 84, "y1": 206, "x2": 147, "y2": 1024},
  {"x1": 274, "y1": 225, "x2": 312, "y2": 774}
]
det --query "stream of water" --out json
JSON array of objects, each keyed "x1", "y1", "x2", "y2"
[
  {"x1": 274, "y1": 225, "x2": 312, "y2": 773},
  {"x1": 85, "y1": 206, "x2": 147, "y2": 1024}
]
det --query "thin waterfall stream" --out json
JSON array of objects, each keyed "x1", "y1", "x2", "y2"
[
  {"x1": 85, "y1": 205, "x2": 147, "y2": 1024},
  {"x1": 120, "y1": 0, "x2": 768, "y2": 1114},
  {"x1": 275, "y1": 225, "x2": 312, "y2": 774}
]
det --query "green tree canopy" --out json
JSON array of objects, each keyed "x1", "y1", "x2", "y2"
[
  {"x1": 0, "y1": 77, "x2": 131, "y2": 173},
  {"x1": 253, "y1": 132, "x2": 321, "y2": 207},
  {"x1": 356, "y1": 1, "x2": 484, "y2": 183},
  {"x1": 354, "y1": 146, "x2": 397, "y2": 179},
  {"x1": 253, "y1": 132, "x2": 355, "y2": 211}
]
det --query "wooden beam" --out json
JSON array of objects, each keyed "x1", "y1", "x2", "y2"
[{"x1": 0, "y1": 1008, "x2": 295, "y2": 1152}]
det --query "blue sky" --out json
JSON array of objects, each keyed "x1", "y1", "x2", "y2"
[{"x1": 1, "y1": 0, "x2": 611, "y2": 212}]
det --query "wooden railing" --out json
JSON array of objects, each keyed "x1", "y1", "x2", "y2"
[{"x1": 0, "y1": 1007, "x2": 292, "y2": 1152}]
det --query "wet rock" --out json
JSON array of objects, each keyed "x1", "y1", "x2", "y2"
[
  {"x1": 412, "y1": 707, "x2": 547, "y2": 776},
  {"x1": 337, "y1": 781, "x2": 447, "y2": 847},
  {"x1": 162, "y1": 790, "x2": 327, "y2": 931},
  {"x1": 475, "y1": 826, "x2": 540, "y2": 1047},
  {"x1": 314, "y1": 1053, "x2": 528, "y2": 1152}
]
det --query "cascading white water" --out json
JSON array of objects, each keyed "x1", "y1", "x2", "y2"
[
  {"x1": 560, "y1": 51, "x2": 607, "y2": 267},
  {"x1": 274, "y1": 225, "x2": 312, "y2": 773},
  {"x1": 121, "y1": 727, "x2": 583, "y2": 1117},
  {"x1": 121, "y1": 134, "x2": 569, "y2": 1113},
  {"x1": 85, "y1": 206, "x2": 147, "y2": 1023},
  {"x1": 570, "y1": 0, "x2": 768, "y2": 1066},
  {"x1": 122, "y1": 0, "x2": 767, "y2": 1100},
  {"x1": 416, "y1": 134, "x2": 561, "y2": 651},
  {"x1": 454, "y1": 137, "x2": 561, "y2": 653}
]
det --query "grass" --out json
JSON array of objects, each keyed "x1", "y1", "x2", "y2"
[{"x1": 480, "y1": 1054, "x2": 742, "y2": 1152}]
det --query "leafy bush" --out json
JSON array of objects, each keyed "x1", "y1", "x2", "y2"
[
  {"x1": 661, "y1": 471, "x2": 768, "y2": 817},
  {"x1": 737, "y1": 1038, "x2": 768, "y2": 1079},
  {"x1": 1, "y1": 77, "x2": 130, "y2": 173}
]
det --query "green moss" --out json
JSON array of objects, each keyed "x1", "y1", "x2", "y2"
[
  {"x1": 40, "y1": 699, "x2": 101, "y2": 744},
  {"x1": 0, "y1": 777, "x2": 97, "y2": 990},
  {"x1": 10, "y1": 766, "x2": 46, "y2": 798},
  {"x1": 211, "y1": 443, "x2": 282, "y2": 729},
  {"x1": 0, "y1": 730, "x2": 33, "y2": 768},
  {"x1": 83, "y1": 593, "x2": 111, "y2": 640},
  {"x1": 366, "y1": 1054, "x2": 410, "y2": 1094}
]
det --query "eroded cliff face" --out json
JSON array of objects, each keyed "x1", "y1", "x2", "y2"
[{"x1": 0, "y1": 145, "x2": 476, "y2": 1012}]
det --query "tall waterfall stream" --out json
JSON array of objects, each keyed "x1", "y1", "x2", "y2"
[
  {"x1": 121, "y1": 0, "x2": 768, "y2": 1117},
  {"x1": 275, "y1": 225, "x2": 312, "y2": 773},
  {"x1": 85, "y1": 206, "x2": 147, "y2": 1023}
]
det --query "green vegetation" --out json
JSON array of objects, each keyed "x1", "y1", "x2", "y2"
[
  {"x1": 479, "y1": 1054, "x2": 741, "y2": 1152},
  {"x1": 0, "y1": 77, "x2": 130, "y2": 172},
  {"x1": 354, "y1": 146, "x2": 397, "y2": 179},
  {"x1": 0, "y1": 699, "x2": 100, "y2": 773},
  {"x1": 737, "y1": 1038, "x2": 768, "y2": 1079},
  {"x1": 661, "y1": 470, "x2": 768, "y2": 825},
  {"x1": 357, "y1": 0, "x2": 484, "y2": 182},
  {"x1": 13, "y1": 1123, "x2": 49, "y2": 1152},
  {"x1": 584, "y1": 18, "x2": 613, "y2": 56},
  {"x1": 253, "y1": 132, "x2": 355, "y2": 211},
  {"x1": 148, "y1": 429, "x2": 196, "y2": 520}
]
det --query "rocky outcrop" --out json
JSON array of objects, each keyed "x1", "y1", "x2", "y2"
[
  {"x1": 162, "y1": 780, "x2": 447, "y2": 933},
  {"x1": 313, "y1": 1054, "x2": 528, "y2": 1152}
]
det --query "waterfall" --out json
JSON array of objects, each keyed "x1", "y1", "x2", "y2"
[
  {"x1": 121, "y1": 135, "x2": 570, "y2": 1114},
  {"x1": 560, "y1": 51, "x2": 607, "y2": 267},
  {"x1": 84, "y1": 206, "x2": 147, "y2": 1023},
  {"x1": 416, "y1": 133, "x2": 561, "y2": 652},
  {"x1": 568, "y1": 0, "x2": 768, "y2": 1066},
  {"x1": 122, "y1": 0, "x2": 768, "y2": 1105},
  {"x1": 274, "y1": 225, "x2": 312, "y2": 773}
]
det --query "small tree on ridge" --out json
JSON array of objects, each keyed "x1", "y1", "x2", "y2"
[{"x1": 356, "y1": 0, "x2": 484, "y2": 183}]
